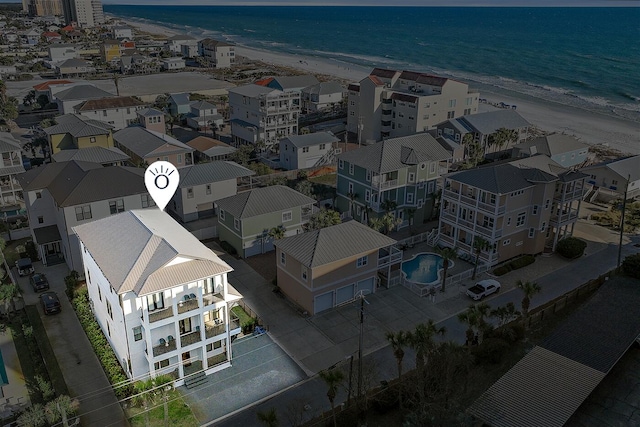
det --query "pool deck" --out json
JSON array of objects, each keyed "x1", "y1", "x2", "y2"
[{"x1": 0, "y1": 324, "x2": 30, "y2": 419}]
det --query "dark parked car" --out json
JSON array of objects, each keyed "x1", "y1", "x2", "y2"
[
  {"x1": 40, "y1": 292, "x2": 61, "y2": 315},
  {"x1": 30, "y1": 273, "x2": 49, "y2": 292},
  {"x1": 15, "y1": 258, "x2": 34, "y2": 276}
]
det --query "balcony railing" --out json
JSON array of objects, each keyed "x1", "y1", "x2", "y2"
[
  {"x1": 180, "y1": 330, "x2": 202, "y2": 347},
  {"x1": 203, "y1": 293, "x2": 224, "y2": 306},
  {"x1": 554, "y1": 187, "x2": 585, "y2": 201},
  {"x1": 177, "y1": 298, "x2": 199, "y2": 314},
  {"x1": 550, "y1": 211, "x2": 579, "y2": 226},
  {"x1": 205, "y1": 322, "x2": 225, "y2": 339},
  {"x1": 443, "y1": 189, "x2": 506, "y2": 216},
  {"x1": 148, "y1": 306, "x2": 174, "y2": 323},
  {"x1": 440, "y1": 211, "x2": 503, "y2": 239},
  {"x1": 371, "y1": 178, "x2": 399, "y2": 190},
  {"x1": 152, "y1": 339, "x2": 177, "y2": 357}
]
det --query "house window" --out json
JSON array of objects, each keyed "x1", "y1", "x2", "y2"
[
  {"x1": 319, "y1": 143, "x2": 326, "y2": 150},
  {"x1": 219, "y1": 209, "x2": 225, "y2": 220},
  {"x1": 282, "y1": 211, "x2": 292, "y2": 222},
  {"x1": 107, "y1": 323, "x2": 111, "y2": 337},
  {"x1": 516, "y1": 212, "x2": 526, "y2": 227},
  {"x1": 98, "y1": 286, "x2": 102, "y2": 301},
  {"x1": 339, "y1": 159, "x2": 344, "y2": 169},
  {"x1": 154, "y1": 359, "x2": 170, "y2": 370},
  {"x1": 234, "y1": 218, "x2": 240, "y2": 230},
  {"x1": 406, "y1": 193, "x2": 414, "y2": 204},
  {"x1": 447, "y1": 111, "x2": 455, "y2": 119},
  {"x1": 280, "y1": 252, "x2": 286, "y2": 265},
  {"x1": 75, "y1": 205, "x2": 92, "y2": 221},
  {"x1": 366, "y1": 170, "x2": 371, "y2": 182},
  {"x1": 365, "y1": 190, "x2": 370, "y2": 202},
  {"x1": 503, "y1": 239, "x2": 511, "y2": 246},
  {"x1": 133, "y1": 326, "x2": 143, "y2": 341},
  {"x1": 532, "y1": 205, "x2": 539, "y2": 215},
  {"x1": 206, "y1": 184, "x2": 211, "y2": 195},
  {"x1": 106, "y1": 301, "x2": 113, "y2": 320},
  {"x1": 430, "y1": 162, "x2": 436, "y2": 174},
  {"x1": 36, "y1": 191, "x2": 42, "y2": 199},
  {"x1": 482, "y1": 216, "x2": 494, "y2": 228},
  {"x1": 408, "y1": 172, "x2": 415, "y2": 183},
  {"x1": 89, "y1": 137, "x2": 96, "y2": 143},
  {"x1": 428, "y1": 181, "x2": 435, "y2": 194},
  {"x1": 109, "y1": 199, "x2": 124, "y2": 215},
  {"x1": 507, "y1": 217, "x2": 511, "y2": 226},
  {"x1": 528, "y1": 228, "x2": 535, "y2": 238},
  {"x1": 349, "y1": 163, "x2": 354, "y2": 175},
  {"x1": 187, "y1": 188, "x2": 194, "y2": 199},
  {"x1": 301, "y1": 267, "x2": 307, "y2": 282},
  {"x1": 612, "y1": 179, "x2": 618, "y2": 185},
  {"x1": 545, "y1": 199, "x2": 550, "y2": 209},
  {"x1": 541, "y1": 221, "x2": 547, "y2": 232},
  {"x1": 302, "y1": 147, "x2": 309, "y2": 153},
  {"x1": 356, "y1": 256, "x2": 368, "y2": 268},
  {"x1": 177, "y1": 154, "x2": 183, "y2": 164},
  {"x1": 146, "y1": 292, "x2": 164, "y2": 311},
  {"x1": 38, "y1": 216, "x2": 44, "y2": 224},
  {"x1": 141, "y1": 194, "x2": 156, "y2": 208},
  {"x1": 348, "y1": 183, "x2": 353, "y2": 194}
]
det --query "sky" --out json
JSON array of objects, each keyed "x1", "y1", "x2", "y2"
[{"x1": 95, "y1": 0, "x2": 638, "y2": 5}]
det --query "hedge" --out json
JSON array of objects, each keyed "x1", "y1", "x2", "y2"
[
  {"x1": 72, "y1": 287, "x2": 133, "y2": 398},
  {"x1": 219, "y1": 240, "x2": 237, "y2": 255},
  {"x1": 622, "y1": 253, "x2": 640, "y2": 279},
  {"x1": 493, "y1": 255, "x2": 536, "y2": 276},
  {"x1": 556, "y1": 237, "x2": 587, "y2": 259}
]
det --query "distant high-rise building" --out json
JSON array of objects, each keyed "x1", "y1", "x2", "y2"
[
  {"x1": 62, "y1": 0, "x2": 104, "y2": 28},
  {"x1": 24, "y1": 0, "x2": 63, "y2": 16}
]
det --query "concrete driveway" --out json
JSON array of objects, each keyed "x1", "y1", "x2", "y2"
[{"x1": 16, "y1": 261, "x2": 128, "y2": 427}]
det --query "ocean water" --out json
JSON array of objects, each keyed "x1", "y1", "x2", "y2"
[{"x1": 104, "y1": 6, "x2": 640, "y2": 121}]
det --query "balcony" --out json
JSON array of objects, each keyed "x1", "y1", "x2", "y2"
[
  {"x1": 180, "y1": 330, "x2": 202, "y2": 347},
  {"x1": 148, "y1": 306, "x2": 174, "y2": 323},
  {"x1": 152, "y1": 338, "x2": 177, "y2": 357},
  {"x1": 205, "y1": 321, "x2": 226, "y2": 339},
  {"x1": 550, "y1": 211, "x2": 579, "y2": 226},
  {"x1": 177, "y1": 297, "x2": 199, "y2": 314},
  {"x1": 378, "y1": 246, "x2": 403, "y2": 268},
  {"x1": 371, "y1": 178, "x2": 399, "y2": 190},
  {"x1": 554, "y1": 187, "x2": 585, "y2": 201},
  {"x1": 443, "y1": 189, "x2": 506, "y2": 216},
  {"x1": 203, "y1": 293, "x2": 224, "y2": 306}
]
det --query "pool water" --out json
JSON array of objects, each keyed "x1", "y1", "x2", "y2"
[{"x1": 401, "y1": 253, "x2": 450, "y2": 285}]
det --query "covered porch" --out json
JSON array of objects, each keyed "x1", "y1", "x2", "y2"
[{"x1": 33, "y1": 225, "x2": 65, "y2": 266}]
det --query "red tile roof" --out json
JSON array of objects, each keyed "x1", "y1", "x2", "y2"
[
  {"x1": 368, "y1": 76, "x2": 385, "y2": 86},
  {"x1": 33, "y1": 80, "x2": 73, "y2": 91},
  {"x1": 254, "y1": 77, "x2": 274, "y2": 86},
  {"x1": 390, "y1": 93, "x2": 418, "y2": 103},
  {"x1": 371, "y1": 68, "x2": 398, "y2": 79},
  {"x1": 347, "y1": 83, "x2": 360, "y2": 92},
  {"x1": 75, "y1": 96, "x2": 147, "y2": 111}
]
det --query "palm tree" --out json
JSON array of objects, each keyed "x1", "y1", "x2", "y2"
[
  {"x1": 347, "y1": 191, "x2": 359, "y2": 219},
  {"x1": 517, "y1": 280, "x2": 542, "y2": 328},
  {"x1": 490, "y1": 302, "x2": 520, "y2": 327},
  {"x1": 434, "y1": 246, "x2": 457, "y2": 293},
  {"x1": 408, "y1": 320, "x2": 445, "y2": 400},
  {"x1": 380, "y1": 199, "x2": 397, "y2": 214},
  {"x1": 385, "y1": 330, "x2": 410, "y2": 411},
  {"x1": 471, "y1": 236, "x2": 492, "y2": 279},
  {"x1": 430, "y1": 189, "x2": 443, "y2": 220},
  {"x1": 406, "y1": 208, "x2": 416, "y2": 235},
  {"x1": 457, "y1": 303, "x2": 491, "y2": 345},
  {"x1": 268, "y1": 225, "x2": 286, "y2": 240},
  {"x1": 318, "y1": 368, "x2": 345, "y2": 427},
  {"x1": 368, "y1": 216, "x2": 384, "y2": 233},
  {"x1": 112, "y1": 72, "x2": 120, "y2": 96},
  {"x1": 256, "y1": 407, "x2": 278, "y2": 427},
  {"x1": 380, "y1": 212, "x2": 402, "y2": 235},
  {"x1": 153, "y1": 374, "x2": 174, "y2": 427},
  {"x1": 131, "y1": 378, "x2": 155, "y2": 427}
]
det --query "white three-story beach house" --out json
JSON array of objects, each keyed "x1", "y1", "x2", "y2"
[{"x1": 73, "y1": 209, "x2": 242, "y2": 386}]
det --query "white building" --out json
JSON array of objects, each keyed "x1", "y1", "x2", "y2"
[
  {"x1": 0, "y1": 133, "x2": 26, "y2": 209},
  {"x1": 61, "y1": 0, "x2": 104, "y2": 28},
  {"x1": 347, "y1": 68, "x2": 479, "y2": 143},
  {"x1": 301, "y1": 81, "x2": 345, "y2": 113},
  {"x1": 198, "y1": 38, "x2": 235, "y2": 69},
  {"x1": 228, "y1": 84, "x2": 300, "y2": 150},
  {"x1": 161, "y1": 57, "x2": 186, "y2": 71},
  {"x1": 73, "y1": 210, "x2": 242, "y2": 385},
  {"x1": 165, "y1": 34, "x2": 198, "y2": 56},
  {"x1": 185, "y1": 101, "x2": 223, "y2": 132},
  {"x1": 112, "y1": 26, "x2": 133, "y2": 40},
  {"x1": 279, "y1": 132, "x2": 340, "y2": 170},
  {"x1": 47, "y1": 43, "x2": 79, "y2": 62},
  {"x1": 74, "y1": 96, "x2": 148, "y2": 130}
]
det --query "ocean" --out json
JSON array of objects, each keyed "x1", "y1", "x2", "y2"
[{"x1": 104, "y1": 6, "x2": 640, "y2": 122}]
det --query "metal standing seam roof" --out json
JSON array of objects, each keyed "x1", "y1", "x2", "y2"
[
  {"x1": 0, "y1": 132, "x2": 21, "y2": 152},
  {"x1": 176, "y1": 161, "x2": 254, "y2": 188},
  {"x1": 273, "y1": 220, "x2": 397, "y2": 268},
  {"x1": 514, "y1": 133, "x2": 589, "y2": 157},
  {"x1": 338, "y1": 132, "x2": 452, "y2": 173},
  {"x1": 303, "y1": 81, "x2": 345, "y2": 96},
  {"x1": 447, "y1": 163, "x2": 540, "y2": 194},
  {"x1": 228, "y1": 84, "x2": 279, "y2": 98},
  {"x1": 268, "y1": 75, "x2": 320, "y2": 91},
  {"x1": 51, "y1": 146, "x2": 130, "y2": 164},
  {"x1": 44, "y1": 114, "x2": 113, "y2": 137},
  {"x1": 33, "y1": 224, "x2": 62, "y2": 244},
  {"x1": 137, "y1": 107, "x2": 164, "y2": 117},
  {"x1": 509, "y1": 155, "x2": 588, "y2": 183},
  {"x1": 469, "y1": 276, "x2": 640, "y2": 427},
  {"x1": 189, "y1": 100, "x2": 216, "y2": 111},
  {"x1": 113, "y1": 127, "x2": 193, "y2": 158},
  {"x1": 54, "y1": 85, "x2": 114, "y2": 101},
  {"x1": 168, "y1": 93, "x2": 190, "y2": 106},
  {"x1": 582, "y1": 155, "x2": 640, "y2": 183},
  {"x1": 58, "y1": 58, "x2": 90, "y2": 68},
  {"x1": 282, "y1": 132, "x2": 339, "y2": 149},
  {"x1": 74, "y1": 96, "x2": 147, "y2": 111},
  {"x1": 73, "y1": 209, "x2": 233, "y2": 296},
  {"x1": 460, "y1": 109, "x2": 531, "y2": 135},
  {"x1": 215, "y1": 185, "x2": 316, "y2": 219}
]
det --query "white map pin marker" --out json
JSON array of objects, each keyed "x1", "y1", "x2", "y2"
[{"x1": 144, "y1": 161, "x2": 180, "y2": 211}]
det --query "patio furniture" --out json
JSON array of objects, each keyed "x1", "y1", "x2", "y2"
[
  {"x1": 167, "y1": 335, "x2": 174, "y2": 343},
  {"x1": 159, "y1": 338, "x2": 166, "y2": 347},
  {"x1": 189, "y1": 293, "x2": 196, "y2": 300}
]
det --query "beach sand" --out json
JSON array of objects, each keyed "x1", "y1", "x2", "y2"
[{"x1": 121, "y1": 17, "x2": 640, "y2": 154}]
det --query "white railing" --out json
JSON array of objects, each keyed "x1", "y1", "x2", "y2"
[
  {"x1": 396, "y1": 230, "x2": 432, "y2": 248},
  {"x1": 378, "y1": 246, "x2": 403, "y2": 267}
]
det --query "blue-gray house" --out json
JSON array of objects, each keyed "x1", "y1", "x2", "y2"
[
  {"x1": 167, "y1": 93, "x2": 192, "y2": 117},
  {"x1": 512, "y1": 133, "x2": 589, "y2": 168}
]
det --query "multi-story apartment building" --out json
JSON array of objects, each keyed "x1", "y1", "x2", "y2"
[
  {"x1": 347, "y1": 68, "x2": 479, "y2": 143},
  {"x1": 74, "y1": 210, "x2": 242, "y2": 385},
  {"x1": 61, "y1": 0, "x2": 104, "y2": 28},
  {"x1": 438, "y1": 155, "x2": 587, "y2": 266},
  {"x1": 198, "y1": 38, "x2": 235, "y2": 69},
  {"x1": 228, "y1": 84, "x2": 300, "y2": 150},
  {"x1": 165, "y1": 34, "x2": 198, "y2": 56},
  {"x1": 0, "y1": 133, "x2": 26, "y2": 209},
  {"x1": 74, "y1": 96, "x2": 148, "y2": 130},
  {"x1": 336, "y1": 132, "x2": 452, "y2": 227},
  {"x1": 17, "y1": 160, "x2": 157, "y2": 270},
  {"x1": 24, "y1": 0, "x2": 63, "y2": 17}
]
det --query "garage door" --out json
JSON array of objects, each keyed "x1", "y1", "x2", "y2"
[
  {"x1": 244, "y1": 240, "x2": 263, "y2": 257},
  {"x1": 336, "y1": 284, "x2": 355, "y2": 305},
  {"x1": 356, "y1": 278, "x2": 375, "y2": 296},
  {"x1": 314, "y1": 291, "x2": 334, "y2": 314}
]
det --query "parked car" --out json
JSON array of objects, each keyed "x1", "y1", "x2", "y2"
[
  {"x1": 30, "y1": 273, "x2": 49, "y2": 292},
  {"x1": 15, "y1": 258, "x2": 34, "y2": 276},
  {"x1": 40, "y1": 292, "x2": 61, "y2": 315},
  {"x1": 466, "y1": 279, "x2": 501, "y2": 301}
]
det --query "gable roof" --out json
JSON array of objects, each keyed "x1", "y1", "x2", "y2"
[
  {"x1": 167, "y1": 34, "x2": 195, "y2": 41},
  {"x1": 282, "y1": 132, "x2": 339, "y2": 149},
  {"x1": 514, "y1": 133, "x2": 589, "y2": 157},
  {"x1": 228, "y1": 84, "x2": 279, "y2": 98},
  {"x1": 199, "y1": 38, "x2": 233, "y2": 48},
  {"x1": 57, "y1": 58, "x2": 91, "y2": 68},
  {"x1": 370, "y1": 68, "x2": 399, "y2": 79},
  {"x1": 582, "y1": 155, "x2": 640, "y2": 183},
  {"x1": 215, "y1": 185, "x2": 315, "y2": 219},
  {"x1": 113, "y1": 126, "x2": 193, "y2": 158},
  {"x1": 33, "y1": 80, "x2": 73, "y2": 91},
  {"x1": 54, "y1": 84, "x2": 114, "y2": 101},
  {"x1": 137, "y1": 107, "x2": 163, "y2": 117},
  {"x1": 186, "y1": 136, "x2": 236, "y2": 157},
  {"x1": 51, "y1": 146, "x2": 129, "y2": 164},
  {"x1": 167, "y1": 93, "x2": 190, "y2": 106},
  {"x1": 74, "y1": 96, "x2": 146, "y2": 112},
  {"x1": 16, "y1": 160, "x2": 148, "y2": 207},
  {"x1": 338, "y1": 132, "x2": 451, "y2": 173},
  {"x1": 509, "y1": 155, "x2": 588, "y2": 183},
  {"x1": 268, "y1": 75, "x2": 320, "y2": 91},
  {"x1": 460, "y1": 109, "x2": 530, "y2": 135},
  {"x1": 274, "y1": 221, "x2": 396, "y2": 268},
  {"x1": 447, "y1": 163, "x2": 539, "y2": 194},
  {"x1": 73, "y1": 210, "x2": 232, "y2": 296},
  {"x1": 177, "y1": 161, "x2": 254, "y2": 188},
  {"x1": 0, "y1": 132, "x2": 22, "y2": 153},
  {"x1": 44, "y1": 114, "x2": 113, "y2": 137},
  {"x1": 302, "y1": 81, "x2": 345, "y2": 96}
]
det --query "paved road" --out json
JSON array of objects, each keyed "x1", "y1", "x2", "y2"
[
  {"x1": 17, "y1": 262, "x2": 128, "y2": 427},
  {"x1": 218, "y1": 238, "x2": 640, "y2": 426}
]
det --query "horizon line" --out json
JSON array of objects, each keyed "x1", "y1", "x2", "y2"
[{"x1": 103, "y1": 4, "x2": 640, "y2": 7}]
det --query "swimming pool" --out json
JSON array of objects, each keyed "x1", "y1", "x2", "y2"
[{"x1": 401, "y1": 252, "x2": 453, "y2": 286}]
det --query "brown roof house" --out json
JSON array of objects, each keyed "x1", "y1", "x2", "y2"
[{"x1": 74, "y1": 96, "x2": 148, "y2": 130}]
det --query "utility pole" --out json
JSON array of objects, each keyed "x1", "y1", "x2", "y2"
[
  {"x1": 347, "y1": 354, "x2": 354, "y2": 407},
  {"x1": 356, "y1": 290, "x2": 369, "y2": 407},
  {"x1": 617, "y1": 174, "x2": 630, "y2": 268},
  {"x1": 357, "y1": 115, "x2": 363, "y2": 148}
]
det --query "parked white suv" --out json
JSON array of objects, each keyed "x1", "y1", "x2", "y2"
[{"x1": 466, "y1": 279, "x2": 501, "y2": 301}]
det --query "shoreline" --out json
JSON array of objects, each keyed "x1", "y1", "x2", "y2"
[{"x1": 116, "y1": 14, "x2": 639, "y2": 155}]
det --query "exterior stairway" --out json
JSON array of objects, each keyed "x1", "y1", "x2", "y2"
[{"x1": 184, "y1": 370, "x2": 208, "y2": 389}]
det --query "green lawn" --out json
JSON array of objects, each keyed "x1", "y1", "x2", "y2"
[
  {"x1": 2, "y1": 237, "x2": 31, "y2": 267},
  {"x1": 128, "y1": 390, "x2": 199, "y2": 427},
  {"x1": 309, "y1": 173, "x2": 336, "y2": 187},
  {"x1": 231, "y1": 305, "x2": 253, "y2": 326}
]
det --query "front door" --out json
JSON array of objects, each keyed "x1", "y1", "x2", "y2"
[{"x1": 182, "y1": 351, "x2": 191, "y2": 367}]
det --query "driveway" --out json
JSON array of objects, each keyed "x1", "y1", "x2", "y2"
[{"x1": 16, "y1": 261, "x2": 128, "y2": 427}]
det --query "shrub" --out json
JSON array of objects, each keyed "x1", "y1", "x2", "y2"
[
  {"x1": 622, "y1": 253, "x2": 640, "y2": 279},
  {"x1": 510, "y1": 254, "x2": 535, "y2": 269},
  {"x1": 472, "y1": 338, "x2": 510, "y2": 365},
  {"x1": 556, "y1": 237, "x2": 587, "y2": 259},
  {"x1": 493, "y1": 265, "x2": 511, "y2": 276},
  {"x1": 219, "y1": 241, "x2": 237, "y2": 255}
]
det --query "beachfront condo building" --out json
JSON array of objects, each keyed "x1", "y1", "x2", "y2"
[
  {"x1": 437, "y1": 155, "x2": 586, "y2": 266},
  {"x1": 347, "y1": 68, "x2": 479, "y2": 144},
  {"x1": 336, "y1": 132, "x2": 452, "y2": 228},
  {"x1": 61, "y1": 0, "x2": 104, "y2": 28},
  {"x1": 0, "y1": 133, "x2": 26, "y2": 210},
  {"x1": 198, "y1": 38, "x2": 235, "y2": 69},
  {"x1": 228, "y1": 84, "x2": 300, "y2": 150},
  {"x1": 23, "y1": 0, "x2": 63, "y2": 16},
  {"x1": 73, "y1": 210, "x2": 242, "y2": 386}
]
